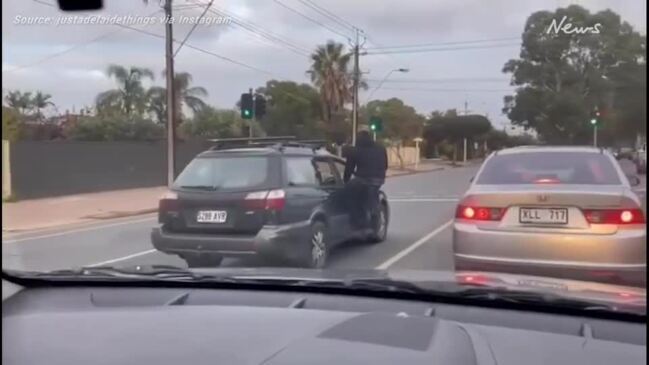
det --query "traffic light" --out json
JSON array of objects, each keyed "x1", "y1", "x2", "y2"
[
  {"x1": 254, "y1": 95, "x2": 266, "y2": 120},
  {"x1": 369, "y1": 116, "x2": 383, "y2": 132},
  {"x1": 590, "y1": 108, "x2": 601, "y2": 126},
  {"x1": 240, "y1": 93, "x2": 253, "y2": 119}
]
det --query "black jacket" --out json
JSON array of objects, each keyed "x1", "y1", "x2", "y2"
[{"x1": 343, "y1": 133, "x2": 388, "y2": 184}]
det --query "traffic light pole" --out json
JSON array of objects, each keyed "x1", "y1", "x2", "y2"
[
  {"x1": 351, "y1": 29, "x2": 360, "y2": 146},
  {"x1": 164, "y1": 0, "x2": 176, "y2": 187},
  {"x1": 248, "y1": 88, "x2": 253, "y2": 138},
  {"x1": 593, "y1": 125, "x2": 598, "y2": 147}
]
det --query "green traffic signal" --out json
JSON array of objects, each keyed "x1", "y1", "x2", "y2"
[
  {"x1": 590, "y1": 118, "x2": 597, "y2": 125},
  {"x1": 369, "y1": 116, "x2": 383, "y2": 132}
]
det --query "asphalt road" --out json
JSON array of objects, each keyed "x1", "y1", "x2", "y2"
[
  {"x1": 3, "y1": 165, "x2": 646, "y2": 276},
  {"x1": 2, "y1": 165, "x2": 480, "y2": 273}
]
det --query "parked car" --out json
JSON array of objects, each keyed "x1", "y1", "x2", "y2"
[
  {"x1": 453, "y1": 146, "x2": 645, "y2": 287},
  {"x1": 152, "y1": 140, "x2": 390, "y2": 269}
]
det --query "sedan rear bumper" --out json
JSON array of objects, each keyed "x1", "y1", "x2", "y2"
[
  {"x1": 453, "y1": 222, "x2": 646, "y2": 287},
  {"x1": 151, "y1": 221, "x2": 311, "y2": 262}
]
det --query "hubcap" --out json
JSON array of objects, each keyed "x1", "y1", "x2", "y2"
[{"x1": 311, "y1": 230, "x2": 326, "y2": 267}]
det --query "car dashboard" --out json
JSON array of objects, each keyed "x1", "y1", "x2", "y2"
[{"x1": 2, "y1": 281, "x2": 646, "y2": 365}]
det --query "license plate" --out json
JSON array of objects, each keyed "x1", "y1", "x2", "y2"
[
  {"x1": 519, "y1": 208, "x2": 568, "y2": 224},
  {"x1": 196, "y1": 210, "x2": 227, "y2": 223}
]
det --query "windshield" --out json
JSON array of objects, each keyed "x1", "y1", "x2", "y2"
[
  {"x1": 174, "y1": 156, "x2": 269, "y2": 190},
  {"x1": 2, "y1": 0, "x2": 646, "y2": 319},
  {"x1": 477, "y1": 152, "x2": 622, "y2": 185}
]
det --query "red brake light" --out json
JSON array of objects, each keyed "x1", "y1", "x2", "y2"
[
  {"x1": 456, "y1": 205, "x2": 505, "y2": 221},
  {"x1": 265, "y1": 189, "x2": 286, "y2": 210},
  {"x1": 244, "y1": 190, "x2": 285, "y2": 211},
  {"x1": 583, "y1": 209, "x2": 645, "y2": 224}
]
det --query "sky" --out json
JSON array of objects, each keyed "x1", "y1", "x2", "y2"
[{"x1": 2, "y1": 0, "x2": 646, "y2": 129}]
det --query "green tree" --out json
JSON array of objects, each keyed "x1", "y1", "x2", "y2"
[
  {"x1": 365, "y1": 98, "x2": 424, "y2": 168},
  {"x1": 308, "y1": 41, "x2": 352, "y2": 123},
  {"x1": 32, "y1": 91, "x2": 55, "y2": 122},
  {"x1": 255, "y1": 80, "x2": 323, "y2": 139},
  {"x1": 181, "y1": 106, "x2": 244, "y2": 139},
  {"x1": 67, "y1": 114, "x2": 163, "y2": 141},
  {"x1": 96, "y1": 64, "x2": 155, "y2": 116},
  {"x1": 148, "y1": 71, "x2": 208, "y2": 125},
  {"x1": 503, "y1": 5, "x2": 645, "y2": 144},
  {"x1": 4, "y1": 91, "x2": 33, "y2": 115}
]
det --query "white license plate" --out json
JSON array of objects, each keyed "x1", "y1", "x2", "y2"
[
  {"x1": 196, "y1": 210, "x2": 227, "y2": 223},
  {"x1": 519, "y1": 208, "x2": 568, "y2": 224}
]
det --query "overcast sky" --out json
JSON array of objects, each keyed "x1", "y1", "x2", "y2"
[{"x1": 2, "y1": 0, "x2": 646, "y2": 128}]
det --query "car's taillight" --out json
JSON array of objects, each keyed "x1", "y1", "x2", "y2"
[
  {"x1": 456, "y1": 205, "x2": 506, "y2": 221},
  {"x1": 244, "y1": 190, "x2": 285, "y2": 211},
  {"x1": 583, "y1": 209, "x2": 645, "y2": 224},
  {"x1": 159, "y1": 191, "x2": 180, "y2": 212},
  {"x1": 265, "y1": 189, "x2": 286, "y2": 210}
]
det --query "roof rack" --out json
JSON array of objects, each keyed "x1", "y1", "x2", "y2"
[
  {"x1": 208, "y1": 136, "x2": 328, "y2": 152},
  {"x1": 208, "y1": 136, "x2": 297, "y2": 150}
]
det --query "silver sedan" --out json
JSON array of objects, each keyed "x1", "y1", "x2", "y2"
[{"x1": 453, "y1": 146, "x2": 646, "y2": 287}]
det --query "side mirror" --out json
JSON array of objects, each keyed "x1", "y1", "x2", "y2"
[{"x1": 628, "y1": 175, "x2": 641, "y2": 187}]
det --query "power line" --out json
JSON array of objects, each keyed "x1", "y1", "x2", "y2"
[
  {"x1": 364, "y1": 36, "x2": 521, "y2": 50},
  {"x1": 294, "y1": 0, "x2": 356, "y2": 32},
  {"x1": 364, "y1": 42, "x2": 521, "y2": 55},
  {"x1": 365, "y1": 77, "x2": 511, "y2": 84},
  {"x1": 191, "y1": 0, "x2": 311, "y2": 57},
  {"x1": 373, "y1": 86, "x2": 514, "y2": 93},
  {"x1": 4, "y1": 6, "x2": 164, "y2": 74},
  {"x1": 114, "y1": 23, "x2": 275, "y2": 75},
  {"x1": 271, "y1": 0, "x2": 352, "y2": 40},
  {"x1": 173, "y1": 0, "x2": 214, "y2": 57}
]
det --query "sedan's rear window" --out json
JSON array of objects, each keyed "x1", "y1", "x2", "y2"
[
  {"x1": 174, "y1": 157, "x2": 269, "y2": 190},
  {"x1": 477, "y1": 152, "x2": 621, "y2": 185}
]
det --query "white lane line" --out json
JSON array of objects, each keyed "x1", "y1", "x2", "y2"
[
  {"x1": 3, "y1": 215, "x2": 157, "y2": 244},
  {"x1": 375, "y1": 219, "x2": 453, "y2": 270},
  {"x1": 87, "y1": 249, "x2": 158, "y2": 267}
]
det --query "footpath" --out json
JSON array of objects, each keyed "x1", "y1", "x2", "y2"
[{"x1": 3, "y1": 160, "x2": 455, "y2": 234}]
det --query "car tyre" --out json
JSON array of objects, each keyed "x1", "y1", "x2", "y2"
[
  {"x1": 299, "y1": 221, "x2": 328, "y2": 269},
  {"x1": 367, "y1": 203, "x2": 388, "y2": 244},
  {"x1": 183, "y1": 255, "x2": 223, "y2": 268}
]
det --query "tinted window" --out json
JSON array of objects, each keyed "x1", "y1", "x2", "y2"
[
  {"x1": 286, "y1": 158, "x2": 318, "y2": 186},
  {"x1": 174, "y1": 157, "x2": 268, "y2": 190},
  {"x1": 477, "y1": 152, "x2": 621, "y2": 185}
]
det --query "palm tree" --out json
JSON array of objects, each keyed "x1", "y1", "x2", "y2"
[
  {"x1": 148, "y1": 71, "x2": 208, "y2": 125},
  {"x1": 307, "y1": 41, "x2": 353, "y2": 123},
  {"x1": 96, "y1": 64, "x2": 154, "y2": 116},
  {"x1": 32, "y1": 91, "x2": 55, "y2": 121},
  {"x1": 4, "y1": 90, "x2": 33, "y2": 115}
]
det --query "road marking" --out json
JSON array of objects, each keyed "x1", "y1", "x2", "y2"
[
  {"x1": 375, "y1": 219, "x2": 453, "y2": 270},
  {"x1": 3, "y1": 215, "x2": 157, "y2": 244},
  {"x1": 87, "y1": 249, "x2": 158, "y2": 267}
]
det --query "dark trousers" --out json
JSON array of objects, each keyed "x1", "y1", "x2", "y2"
[{"x1": 346, "y1": 177, "x2": 382, "y2": 229}]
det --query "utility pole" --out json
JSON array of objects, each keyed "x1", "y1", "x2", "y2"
[
  {"x1": 248, "y1": 88, "x2": 254, "y2": 138},
  {"x1": 351, "y1": 29, "x2": 360, "y2": 146},
  {"x1": 164, "y1": 0, "x2": 176, "y2": 187}
]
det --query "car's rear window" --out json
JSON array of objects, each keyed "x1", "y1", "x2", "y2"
[
  {"x1": 174, "y1": 156, "x2": 269, "y2": 190},
  {"x1": 476, "y1": 152, "x2": 621, "y2": 185}
]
